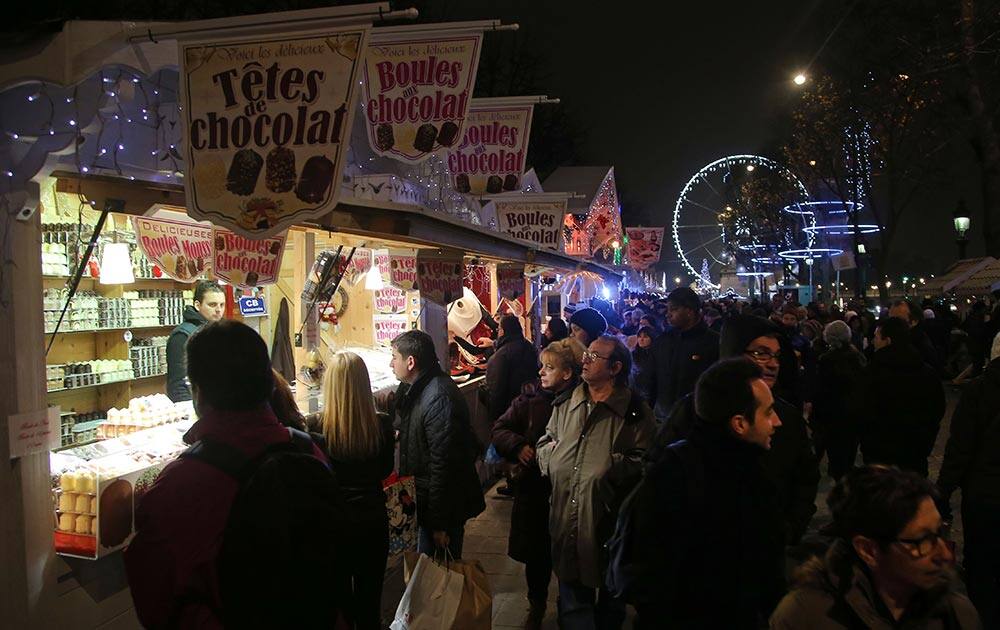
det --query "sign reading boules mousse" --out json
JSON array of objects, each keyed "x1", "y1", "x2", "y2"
[
  {"x1": 444, "y1": 97, "x2": 536, "y2": 195},
  {"x1": 181, "y1": 27, "x2": 370, "y2": 238},
  {"x1": 493, "y1": 195, "x2": 567, "y2": 251},
  {"x1": 132, "y1": 216, "x2": 213, "y2": 282},
  {"x1": 363, "y1": 32, "x2": 483, "y2": 162}
]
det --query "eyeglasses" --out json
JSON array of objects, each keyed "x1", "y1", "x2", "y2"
[
  {"x1": 892, "y1": 527, "x2": 953, "y2": 558},
  {"x1": 745, "y1": 349, "x2": 780, "y2": 363},
  {"x1": 582, "y1": 350, "x2": 611, "y2": 363}
]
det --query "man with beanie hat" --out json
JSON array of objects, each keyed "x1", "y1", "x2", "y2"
[
  {"x1": 649, "y1": 287, "x2": 719, "y2": 421},
  {"x1": 569, "y1": 307, "x2": 608, "y2": 346}
]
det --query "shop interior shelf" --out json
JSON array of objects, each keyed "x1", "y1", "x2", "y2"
[
  {"x1": 42, "y1": 275, "x2": 181, "y2": 282},
  {"x1": 44, "y1": 324, "x2": 177, "y2": 336},
  {"x1": 47, "y1": 371, "x2": 167, "y2": 394}
]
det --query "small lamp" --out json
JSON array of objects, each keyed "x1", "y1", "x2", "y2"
[
  {"x1": 953, "y1": 200, "x2": 971, "y2": 238},
  {"x1": 364, "y1": 263, "x2": 384, "y2": 291},
  {"x1": 99, "y1": 242, "x2": 135, "y2": 284}
]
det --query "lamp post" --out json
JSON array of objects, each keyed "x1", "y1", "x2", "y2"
[{"x1": 953, "y1": 200, "x2": 971, "y2": 260}]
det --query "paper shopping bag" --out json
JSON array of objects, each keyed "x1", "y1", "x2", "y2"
[
  {"x1": 448, "y1": 558, "x2": 492, "y2": 630},
  {"x1": 390, "y1": 553, "x2": 464, "y2": 630}
]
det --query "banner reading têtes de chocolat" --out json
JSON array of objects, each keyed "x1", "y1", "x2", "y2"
[
  {"x1": 132, "y1": 216, "x2": 213, "y2": 282},
  {"x1": 363, "y1": 30, "x2": 483, "y2": 162},
  {"x1": 181, "y1": 26, "x2": 370, "y2": 239},
  {"x1": 493, "y1": 194, "x2": 568, "y2": 251},
  {"x1": 212, "y1": 228, "x2": 287, "y2": 288},
  {"x1": 444, "y1": 97, "x2": 537, "y2": 195},
  {"x1": 416, "y1": 250, "x2": 464, "y2": 305},
  {"x1": 625, "y1": 227, "x2": 665, "y2": 270}
]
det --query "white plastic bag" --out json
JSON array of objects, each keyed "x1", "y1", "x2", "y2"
[{"x1": 390, "y1": 553, "x2": 465, "y2": 630}]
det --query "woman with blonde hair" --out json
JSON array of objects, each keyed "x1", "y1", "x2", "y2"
[
  {"x1": 320, "y1": 351, "x2": 395, "y2": 630},
  {"x1": 491, "y1": 337, "x2": 586, "y2": 629}
]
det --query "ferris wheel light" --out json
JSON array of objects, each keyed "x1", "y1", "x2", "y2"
[{"x1": 746, "y1": 164, "x2": 755, "y2": 172}]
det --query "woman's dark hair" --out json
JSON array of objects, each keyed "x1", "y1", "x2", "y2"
[
  {"x1": 636, "y1": 325, "x2": 658, "y2": 341},
  {"x1": 545, "y1": 317, "x2": 569, "y2": 343},
  {"x1": 827, "y1": 465, "x2": 939, "y2": 546},
  {"x1": 194, "y1": 279, "x2": 224, "y2": 303},
  {"x1": 500, "y1": 314, "x2": 524, "y2": 339},
  {"x1": 390, "y1": 329, "x2": 439, "y2": 371},
  {"x1": 694, "y1": 358, "x2": 762, "y2": 428},
  {"x1": 187, "y1": 320, "x2": 274, "y2": 411},
  {"x1": 876, "y1": 316, "x2": 911, "y2": 347},
  {"x1": 270, "y1": 369, "x2": 306, "y2": 431}
]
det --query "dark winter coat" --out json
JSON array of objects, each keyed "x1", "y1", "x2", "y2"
[
  {"x1": 491, "y1": 380, "x2": 570, "y2": 562},
  {"x1": 395, "y1": 366, "x2": 486, "y2": 530},
  {"x1": 166, "y1": 305, "x2": 208, "y2": 402},
  {"x1": 938, "y1": 358, "x2": 1000, "y2": 505},
  {"x1": 648, "y1": 393, "x2": 819, "y2": 545},
  {"x1": 322, "y1": 414, "x2": 396, "y2": 526},
  {"x1": 634, "y1": 421, "x2": 786, "y2": 628},
  {"x1": 812, "y1": 345, "x2": 867, "y2": 441},
  {"x1": 485, "y1": 332, "x2": 539, "y2": 424},
  {"x1": 650, "y1": 319, "x2": 719, "y2": 418},
  {"x1": 630, "y1": 345, "x2": 656, "y2": 407},
  {"x1": 770, "y1": 539, "x2": 980, "y2": 630},
  {"x1": 860, "y1": 343, "x2": 945, "y2": 477}
]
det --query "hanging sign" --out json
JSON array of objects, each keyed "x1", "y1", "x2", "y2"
[
  {"x1": 416, "y1": 250, "x2": 464, "y2": 305},
  {"x1": 493, "y1": 194, "x2": 568, "y2": 251},
  {"x1": 344, "y1": 248, "x2": 373, "y2": 284},
  {"x1": 181, "y1": 26, "x2": 370, "y2": 238},
  {"x1": 444, "y1": 97, "x2": 536, "y2": 195},
  {"x1": 373, "y1": 313, "x2": 409, "y2": 348},
  {"x1": 389, "y1": 248, "x2": 418, "y2": 291},
  {"x1": 9, "y1": 407, "x2": 60, "y2": 460},
  {"x1": 374, "y1": 248, "x2": 392, "y2": 284},
  {"x1": 237, "y1": 296, "x2": 268, "y2": 317},
  {"x1": 497, "y1": 263, "x2": 525, "y2": 303},
  {"x1": 363, "y1": 30, "x2": 483, "y2": 162},
  {"x1": 374, "y1": 287, "x2": 407, "y2": 314},
  {"x1": 132, "y1": 216, "x2": 213, "y2": 282},
  {"x1": 625, "y1": 227, "x2": 665, "y2": 270},
  {"x1": 212, "y1": 228, "x2": 287, "y2": 287}
]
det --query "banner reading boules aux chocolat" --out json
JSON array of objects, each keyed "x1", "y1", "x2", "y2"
[
  {"x1": 213, "y1": 228, "x2": 287, "y2": 288},
  {"x1": 625, "y1": 227, "x2": 665, "y2": 270},
  {"x1": 363, "y1": 31, "x2": 483, "y2": 162},
  {"x1": 416, "y1": 251, "x2": 463, "y2": 305},
  {"x1": 444, "y1": 97, "x2": 536, "y2": 195},
  {"x1": 132, "y1": 216, "x2": 213, "y2": 282},
  {"x1": 181, "y1": 27, "x2": 370, "y2": 239},
  {"x1": 494, "y1": 195, "x2": 567, "y2": 251}
]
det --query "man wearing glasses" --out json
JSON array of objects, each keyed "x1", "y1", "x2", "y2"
[{"x1": 771, "y1": 465, "x2": 980, "y2": 629}]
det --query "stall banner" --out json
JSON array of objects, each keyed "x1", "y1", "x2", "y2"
[
  {"x1": 344, "y1": 247, "x2": 373, "y2": 284},
  {"x1": 416, "y1": 250, "x2": 464, "y2": 305},
  {"x1": 625, "y1": 227, "x2": 665, "y2": 270},
  {"x1": 362, "y1": 31, "x2": 483, "y2": 162},
  {"x1": 497, "y1": 263, "x2": 526, "y2": 303},
  {"x1": 389, "y1": 248, "x2": 418, "y2": 291},
  {"x1": 373, "y1": 313, "x2": 409, "y2": 348},
  {"x1": 493, "y1": 195, "x2": 567, "y2": 251},
  {"x1": 374, "y1": 287, "x2": 407, "y2": 314},
  {"x1": 181, "y1": 26, "x2": 370, "y2": 239},
  {"x1": 444, "y1": 97, "x2": 536, "y2": 195},
  {"x1": 132, "y1": 216, "x2": 213, "y2": 282},
  {"x1": 374, "y1": 248, "x2": 392, "y2": 284},
  {"x1": 212, "y1": 228, "x2": 287, "y2": 287}
]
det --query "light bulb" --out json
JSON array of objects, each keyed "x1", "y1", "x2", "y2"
[
  {"x1": 364, "y1": 264, "x2": 384, "y2": 290},
  {"x1": 99, "y1": 243, "x2": 135, "y2": 285}
]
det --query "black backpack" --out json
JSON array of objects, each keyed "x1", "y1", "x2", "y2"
[
  {"x1": 604, "y1": 439, "x2": 704, "y2": 603},
  {"x1": 181, "y1": 427, "x2": 346, "y2": 628}
]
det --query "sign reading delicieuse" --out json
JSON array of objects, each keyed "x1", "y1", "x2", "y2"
[
  {"x1": 494, "y1": 195, "x2": 567, "y2": 251},
  {"x1": 625, "y1": 227, "x2": 665, "y2": 270},
  {"x1": 363, "y1": 32, "x2": 483, "y2": 162},
  {"x1": 212, "y1": 228, "x2": 286, "y2": 287},
  {"x1": 445, "y1": 97, "x2": 535, "y2": 195},
  {"x1": 181, "y1": 27, "x2": 369, "y2": 238},
  {"x1": 416, "y1": 251, "x2": 464, "y2": 305},
  {"x1": 132, "y1": 216, "x2": 213, "y2": 282}
]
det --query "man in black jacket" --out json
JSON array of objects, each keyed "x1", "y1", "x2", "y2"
[
  {"x1": 861, "y1": 317, "x2": 945, "y2": 477},
  {"x1": 485, "y1": 315, "x2": 539, "y2": 424},
  {"x1": 391, "y1": 330, "x2": 486, "y2": 558},
  {"x1": 937, "y1": 332, "x2": 1000, "y2": 627},
  {"x1": 633, "y1": 359, "x2": 786, "y2": 628},
  {"x1": 166, "y1": 280, "x2": 225, "y2": 402},
  {"x1": 889, "y1": 299, "x2": 944, "y2": 377},
  {"x1": 649, "y1": 287, "x2": 719, "y2": 421}
]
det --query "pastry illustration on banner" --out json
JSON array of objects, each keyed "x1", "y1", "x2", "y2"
[
  {"x1": 132, "y1": 216, "x2": 213, "y2": 282},
  {"x1": 212, "y1": 228, "x2": 287, "y2": 288}
]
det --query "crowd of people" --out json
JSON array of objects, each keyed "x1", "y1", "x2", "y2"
[{"x1": 121, "y1": 282, "x2": 1000, "y2": 629}]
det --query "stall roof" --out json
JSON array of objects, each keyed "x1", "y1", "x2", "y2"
[
  {"x1": 542, "y1": 166, "x2": 613, "y2": 212},
  {"x1": 951, "y1": 258, "x2": 1000, "y2": 297},
  {"x1": 923, "y1": 257, "x2": 996, "y2": 295}
]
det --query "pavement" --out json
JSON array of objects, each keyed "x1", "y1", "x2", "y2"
[{"x1": 379, "y1": 386, "x2": 965, "y2": 629}]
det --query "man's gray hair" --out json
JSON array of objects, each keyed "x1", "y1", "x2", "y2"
[{"x1": 823, "y1": 320, "x2": 852, "y2": 349}]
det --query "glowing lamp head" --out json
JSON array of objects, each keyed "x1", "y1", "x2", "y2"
[{"x1": 793, "y1": 73, "x2": 807, "y2": 85}]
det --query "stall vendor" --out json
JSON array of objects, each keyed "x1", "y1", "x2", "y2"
[{"x1": 166, "y1": 280, "x2": 226, "y2": 402}]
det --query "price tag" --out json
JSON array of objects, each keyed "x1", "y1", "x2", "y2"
[{"x1": 238, "y1": 296, "x2": 267, "y2": 317}]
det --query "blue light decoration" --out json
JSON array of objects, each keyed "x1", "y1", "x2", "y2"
[
  {"x1": 781, "y1": 200, "x2": 865, "y2": 216},
  {"x1": 802, "y1": 224, "x2": 880, "y2": 236},
  {"x1": 778, "y1": 248, "x2": 844, "y2": 260}
]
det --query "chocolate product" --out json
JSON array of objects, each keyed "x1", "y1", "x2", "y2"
[
  {"x1": 60, "y1": 472, "x2": 77, "y2": 492},
  {"x1": 376, "y1": 123, "x2": 394, "y2": 151},
  {"x1": 59, "y1": 493, "x2": 75, "y2": 512},
  {"x1": 89, "y1": 497, "x2": 97, "y2": 514},
  {"x1": 75, "y1": 514, "x2": 91, "y2": 535},
  {"x1": 455, "y1": 173, "x2": 471, "y2": 193},
  {"x1": 437, "y1": 121, "x2": 459, "y2": 147},
  {"x1": 486, "y1": 175, "x2": 503, "y2": 194},
  {"x1": 175, "y1": 255, "x2": 188, "y2": 279},
  {"x1": 186, "y1": 258, "x2": 198, "y2": 278},
  {"x1": 226, "y1": 149, "x2": 263, "y2": 196},
  {"x1": 295, "y1": 156, "x2": 335, "y2": 204},
  {"x1": 99, "y1": 479, "x2": 133, "y2": 548},
  {"x1": 215, "y1": 235, "x2": 225, "y2": 251},
  {"x1": 196, "y1": 257, "x2": 205, "y2": 272},
  {"x1": 246, "y1": 271, "x2": 259, "y2": 286},
  {"x1": 269, "y1": 241, "x2": 281, "y2": 255},
  {"x1": 90, "y1": 519, "x2": 97, "y2": 535},
  {"x1": 58, "y1": 513, "x2": 74, "y2": 532},
  {"x1": 413, "y1": 123, "x2": 438, "y2": 153},
  {"x1": 74, "y1": 494, "x2": 90, "y2": 513},
  {"x1": 265, "y1": 146, "x2": 296, "y2": 193},
  {"x1": 503, "y1": 174, "x2": 519, "y2": 191}
]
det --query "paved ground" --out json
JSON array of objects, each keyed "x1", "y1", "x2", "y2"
[{"x1": 380, "y1": 386, "x2": 965, "y2": 629}]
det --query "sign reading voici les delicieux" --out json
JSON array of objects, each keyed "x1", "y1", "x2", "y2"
[{"x1": 181, "y1": 27, "x2": 370, "y2": 239}]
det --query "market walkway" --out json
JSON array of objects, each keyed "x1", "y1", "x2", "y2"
[{"x1": 379, "y1": 387, "x2": 964, "y2": 629}]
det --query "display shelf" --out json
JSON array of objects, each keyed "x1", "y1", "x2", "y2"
[
  {"x1": 47, "y1": 371, "x2": 166, "y2": 394},
  {"x1": 45, "y1": 324, "x2": 176, "y2": 336},
  {"x1": 42, "y1": 274, "x2": 188, "y2": 282}
]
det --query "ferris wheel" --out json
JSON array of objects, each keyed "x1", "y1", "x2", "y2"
[{"x1": 672, "y1": 154, "x2": 812, "y2": 288}]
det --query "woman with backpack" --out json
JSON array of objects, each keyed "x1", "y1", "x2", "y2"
[
  {"x1": 320, "y1": 351, "x2": 396, "y2": 630},
  {"x1": 491, "y1": 338, "x2": 585, "y2": 630}
]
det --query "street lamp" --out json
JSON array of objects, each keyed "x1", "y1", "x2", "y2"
[
  {"x1": 793, "y1": 73, "x2": 807, "y2": 85},
  {"x1": 953, "y1": 200, "x2": 971, "y2": 259}
]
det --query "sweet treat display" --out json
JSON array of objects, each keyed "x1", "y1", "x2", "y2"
[
  {"x1": 75, "y1": 514, "x2": 92, "y2": 535},
  {"x1": 376, "y1": 123, "x2": 394, "y2": 151},
  {"x1": 226, "y1": 149, "x2": 264, "y2": 196},
  {"x1": 58, "y1": 493, "x2": 75, "y2": 512},
  {"x1": 295, "y1": 155, "x2": 335, "y2": 204},
  {"x1": 98, "y1": 395, "x2": 193, "y2": 438},
  {"x1": 246, "y1": 271, "x2": 259, "y2": 286},
  {"x1": 413, "y1": 123, "x2": 438, "y2": 152},
  {"x1": 74, "y1": 494, "x2": 90, "y2": 513},
  {"x1": 437, "y1": 121, "x2": 459, "y2": 147},
  {"x1": 503, "y1": 174, "x2": 519, "y2": 191},
  {"x1": 58, "y1": 513, "x2": 74, "y2": 532},
  {"x1": 455, "y1": 173, "x2": 471, "y2": 193},
  {"x1": 265, "y1": 146, "x2": 296, "y2": 193},
  {"x1": 486, "y1": 175, "x2": 503, "y2": 194}
]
